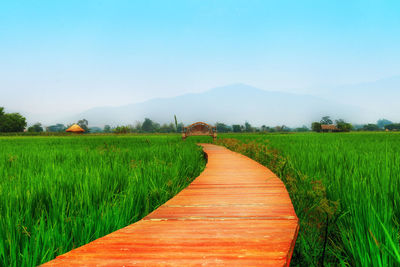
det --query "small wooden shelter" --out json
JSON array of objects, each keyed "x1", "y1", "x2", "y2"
[
  {"x1": 66, "y1": 124, "x2": 85, "y2": 133},
  {"x1": 182, "y1": 122, "x2": 217, "y2": 141},
  {"x1": 321, "y1": 124, "x2": 339, "y2": 132}
]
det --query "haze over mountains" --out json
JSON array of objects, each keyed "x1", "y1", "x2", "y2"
[
  {"x1": 22, "y1": 76, "x2": 399, "y2": 127},
  {"x1": 314, "y1": 76, "x2": 400, "y2": 119},
  {"x1": 67, "y1": 84, "x2": 362, "y2": 127}
]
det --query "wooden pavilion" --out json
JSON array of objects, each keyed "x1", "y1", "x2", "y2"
[{"x1": 182, "y1": 122, "x2": 217, "y2": 141}]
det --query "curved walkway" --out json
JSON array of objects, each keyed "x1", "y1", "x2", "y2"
[{"x1": 43, "y1": 144, "x2": 299, "y2": 266}]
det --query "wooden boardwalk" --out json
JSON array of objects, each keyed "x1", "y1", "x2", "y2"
[{"x1": 43, "y1": 144, "x2": 299, "y2": 266}]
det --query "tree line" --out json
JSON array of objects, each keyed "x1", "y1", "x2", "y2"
[
  {"x1": 1, "y1": 106, "x2": 400, "y2": 133},
  {"x1": 311, "y1": 116, "x2": 353, "y2": 132},
  {"x1": 0, "y1": 107, "x2": 27, "y2": 132},
  {"x1": 311, "y1": 116, "x2": 400, "y2": 132}
]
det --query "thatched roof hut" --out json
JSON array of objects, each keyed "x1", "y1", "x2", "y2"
[
  {"x1": 66, "y1": 124, "x2": 85, "y2": 133},
  {"x1": 321, "y1": 124, "x2": 339, "y2": 132}
]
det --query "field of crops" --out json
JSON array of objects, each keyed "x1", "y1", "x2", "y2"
[
  {"x1": 2, "y1": 132, "x2": 399, "y2": 266},
  {"x1": 0, "y1": 135, "x2": 206, "y2": 266},
  {"x1": 217, "y1": 132, "x2": 400, "y2": 266}
]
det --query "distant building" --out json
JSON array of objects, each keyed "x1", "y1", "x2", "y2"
[
  {"x1": 321, "y1": 124, "x2": 339, "y2": 132},
  {"x1": 66, "y1": 124, "x2": 85, "y2": 133}
]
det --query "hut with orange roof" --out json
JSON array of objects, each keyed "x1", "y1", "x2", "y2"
[
  {"x1": 321, "y1": 124, "x2": 340, "y2": 132},
  {"x1": 66, "y1": 124, "x2": 85, "y2": 133}
]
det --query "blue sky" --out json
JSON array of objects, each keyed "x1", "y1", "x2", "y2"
[{"x1": 1, "y1": 0, "x2": 400, "y2": 118}]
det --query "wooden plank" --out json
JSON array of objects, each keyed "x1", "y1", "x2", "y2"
[{"x1": 42, "y1": 144, "x2": 299, "y2": 266}]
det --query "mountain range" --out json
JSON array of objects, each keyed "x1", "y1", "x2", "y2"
[
  {"x1": 67, "y1": 84, "x2": 375, "y2": 127},
  {"x1": 26, "y1": 76, "x2": 399, "y2": 128}
]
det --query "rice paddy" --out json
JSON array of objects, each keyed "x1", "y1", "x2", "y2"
[
  {"x1": 217, "y1": 132, "x2": 400, "y2": 266},
  {"x1": 0, "y1": 135, "x2": 206, "y2": 266},
  {"x1": 1, "y1": 133, "x2": 399, "y2": 266}
]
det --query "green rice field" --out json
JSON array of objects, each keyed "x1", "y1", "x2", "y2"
[
  {"x1": 1, "y1": 133, "x2": 400, "y2": 266},
  {"x1": 0, "y1": 135, "x2": 206, "y2": 266},
  {"x1": 217, "y1": 132, "x2": 400, "y2": 266}
]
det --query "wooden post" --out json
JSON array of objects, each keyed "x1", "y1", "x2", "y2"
[{"x1": 182, "y1": 127, "x2": 186, "y2": 140}]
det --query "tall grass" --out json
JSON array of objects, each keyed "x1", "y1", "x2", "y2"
[
  {"x1": 218, "y1": 133, "x2": 400, "y2": 266},
  {"x1": 0, "y1": 135, "x2": 205, "y2": 266}
]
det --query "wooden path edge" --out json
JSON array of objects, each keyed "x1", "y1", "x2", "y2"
[{"x1": 43, "y1": 143, "x2": 299, "y2": 266}]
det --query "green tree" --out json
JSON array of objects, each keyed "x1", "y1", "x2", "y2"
[
  {"x1": 89, "y1": 127, "x2": 102, "y2": 133},
  {"x1": 142, "y1": 118, "x2": 155, "y2": 132},
  {"x1": 275, "y1": 125, "x2": 289, "y2": 132},
  {"x1": 77, "y1": 119, "x2": 89, "y2": 132},
  {"x1": 385, "y1": 123, "x2": 400, "y2": 131},
  {"x1": 0, "y1": 107, "x2": 4, "y2": 128},
  {"x1": 133, "y1": 122, "x2": 142, "y2": 132},
  {"x1": 311, "y1": 122, "x2": 322, "y2": 132},
  {"x1": 260, "y1": 125, "x2": 274, "y2": 132},
  {"x1": 216, "y1": 122, "x2": 231, "y2": 133},
  {"x1": 114, "y1": 126, "x2": 131, "y2": 133},
  {"x1": 152, "y1": 122, "x2": 161, "y2": 132},
  {"x1": 159, "y1": 123, "x2": 175, "y2": 133},
  {"x1": 261, "y1": 125, "x2": 267, "y2": 132},
  {"x1": 336, "y1": 119, "x2": 353, "y2": 132},
  {"x1": 295, "y1": 125, "x2": 309, "y2": 132},
  {"x1": 232, "y1": 124, "x2": 242, "y2": 132},
  {"x1": 103, "y1": 125, "x2": 111, "y2": 133},
  {"x1": 320, "y1": 116, "x2": 333, "y2": 125},
  {"x1": 362, "y1": 124, "x2": 380, "y2": 131},
  {"x1": 377, "y1": 119, "x2": 393, "y2": 129},
  {"x1": 159, "y1": 123, "x2": 168, "y2": 133},
  {"x1": 174, "y1": 115, "x2": 178, "y2": 132},
  {"x1": 0, "y1": 112, "x2": 27, "y2": 132},
  {"x1": 168, "y1": 123, "x2": 176, "y2": 132},
  {"x1": 28, "y1": 123, "x2": 44, "y2": 132},
  {"x1": 176, "y1": 123, "x2": 184, "y2": 133},
  {"x1": 47, "y1": 124, "x2": 66, "y2": 132},
  {"x1": 244, "y1": 121, "x2": 253, "y2": 132}
]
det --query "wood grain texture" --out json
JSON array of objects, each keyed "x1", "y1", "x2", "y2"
[{"x1": 43, "y1": 144, "x2": 299, "y2": 266}]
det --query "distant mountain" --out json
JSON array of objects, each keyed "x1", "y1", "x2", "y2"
[{"x1": 71, "y1": 84, "x2": 371, "y2": 127}]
